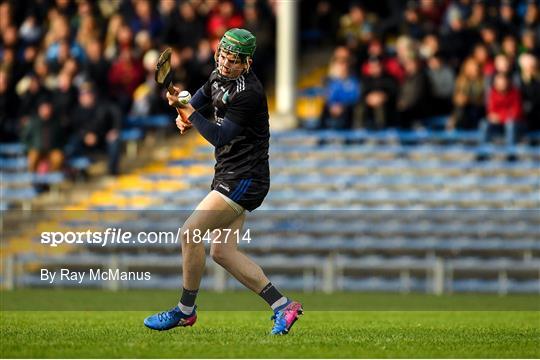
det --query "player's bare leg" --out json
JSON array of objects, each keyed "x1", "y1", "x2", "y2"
[
  {"x1": 210, "y1": 202, "x2": 303, "y2": 335},
  {"x1": 144, "y1": 191, "x2": 241, "y2": 331},
  {"x1": 181, "y1": 191, "x2": 241, "y2": 290},
  {"x1": 210, "y1": 212, "x2": 270, "y2": 292}
]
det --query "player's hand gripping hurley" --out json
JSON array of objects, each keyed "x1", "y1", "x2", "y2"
[{"x1": 155, "y1": 48, "x2": 192, "y2": 133}]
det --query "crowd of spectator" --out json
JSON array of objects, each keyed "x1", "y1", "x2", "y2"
[
  {"x1": 315, "y1": 0, "x2": 540, "y2": 156},
  {"x1": 2, "y1": 0, "x2": 539, "y2": 179},
  {"x1": 0, "y1": 0, "x2": 275, "y2": 176}
]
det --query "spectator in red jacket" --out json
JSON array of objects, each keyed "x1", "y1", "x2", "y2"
[
  {"x1": 361, "y1": 39, "x2": 404, "y2": 84},
  {"x1": 478, "y1": 72, "x2": 523, "y2": 161},
  {"x1": 108, "y1": 46, "x2": 145, "y2": 113}
]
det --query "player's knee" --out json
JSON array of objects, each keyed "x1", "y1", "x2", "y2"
[{"x1": 210, "y1": 246, "x2": 231, "y2": 265}]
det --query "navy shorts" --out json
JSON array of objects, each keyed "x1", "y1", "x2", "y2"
[{"x1": 211, "y1": 178, "x2": 269, "y2": 212}]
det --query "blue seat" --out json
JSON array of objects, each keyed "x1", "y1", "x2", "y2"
[
  {"x1": 69, "y1": 157, "x2": 91, "y2": 170},
  {"x1": 528, "y1": 131, "x2": 540, "y2": 141},
  {"x1": 1, "y1": 172, "x2": 33, "y2": 183},
  {"x1": 298, "y1": 86, "x2": 325, "y2": 97},
  {"x1": 272, "y1": 129, "x2": 483, "y2": 144},
  {"x1": 33, "y1": 172, "x2": 64, "y2": 184},
  {"x1": 2, "y1": 187, "x2": 37, "y2": 200},
  {"x1": 125, "y1": 114, "x2": 170, "y2": 128},
  {"x1": 0, "y1": 157, "x2": 27, "y2": 170},
  {"x1": 451, "y1": 279, "x2": 501, "y2": 293},
  {"x1": 120, "y1": 128, "x2": 144, "y2": 142},
  {"x1": 507, "y1": 280, "x2": 540, "y2": 293},
  {"x1": 0, "y1": 143, "x2": 25, "y2": 155}
]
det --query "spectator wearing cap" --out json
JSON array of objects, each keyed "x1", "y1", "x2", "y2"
[
  {"x1": 22, "y1": 94, "x2": 64, "y2": 173},
  {"x1": 478, "y1": 72, "x2": 523, "y2": 160},
  {"x1": 66, "y1": 83, "x2": 122, "y2": 175},
  {"x1": 358, "y1": 56, "x2": 398, "y2": 129}
]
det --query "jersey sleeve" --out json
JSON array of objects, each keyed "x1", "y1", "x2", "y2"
[
  {"x1": 225, "y1": 90, "x2": 260, "y2": 127},
  {"x1": 190, "y1": 87, "x2": 211, "y2": 110}
]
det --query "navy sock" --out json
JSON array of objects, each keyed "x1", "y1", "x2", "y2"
[
  {"x1": 259, "y1": 282, "x2": 288, "y2": 310},
  {"x1": 180, "y1": 287, "x2": 198, "y2": 306},
  {"x1": 178, "y1": 287, "x2": 198, "y2": 313}
]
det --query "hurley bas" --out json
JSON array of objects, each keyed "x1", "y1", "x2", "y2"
[{"x1": 41, "y1": 268, "x2": 151, "y2": 284}]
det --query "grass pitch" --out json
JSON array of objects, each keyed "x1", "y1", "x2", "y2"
[{"x1": 1, "y1": 290, "x2": 539, "y2": 358}]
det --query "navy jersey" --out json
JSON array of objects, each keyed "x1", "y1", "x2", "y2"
[{"x1": 199, "y1": 70, "x2": 270, "y2": 182}]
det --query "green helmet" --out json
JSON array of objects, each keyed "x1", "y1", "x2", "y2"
[{"x1": 218, "y1": 28, "x2": 257, "y2": 60}]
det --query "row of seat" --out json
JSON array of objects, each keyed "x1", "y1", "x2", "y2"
[
  {"x1": 2, "y1": 121, "x2": 538, "y2": 293},
  {"x1": 271, "y1": 128, "x2": 540, "y2": 143},
  {"x1": 0, "y1": 130, "x2": 143, "y2": 208},
  {"x1": 273, "y1": 142, "x2": 540, "y2": 152},
  {"x1": 0, "y1": 114, "x2": 173, "y2": 209},
  {"x1": 12, "y1": 253, "x2": 538, "y2": 275}
]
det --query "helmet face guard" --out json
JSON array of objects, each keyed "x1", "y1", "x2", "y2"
[{"x1": 215, "y1": 28, "x2": 256, "y2": 80}]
